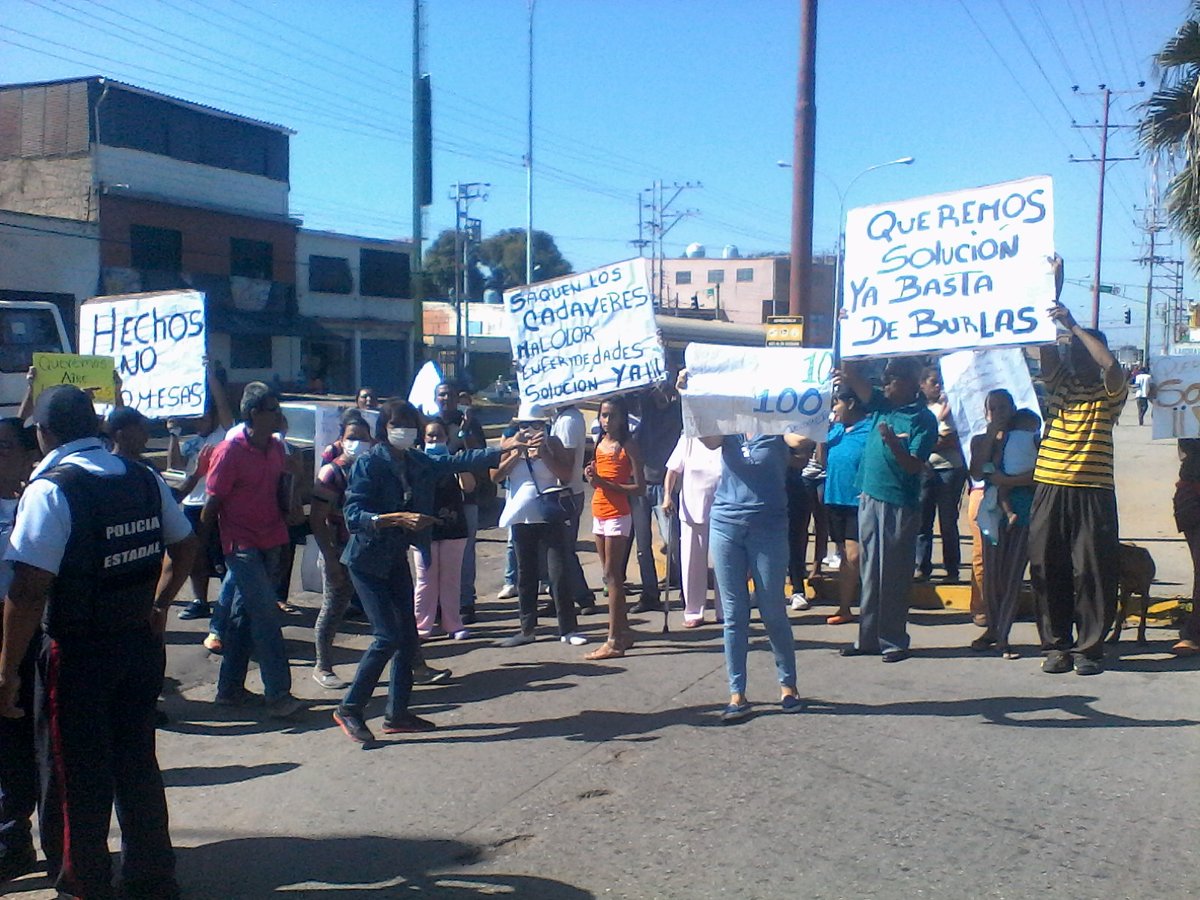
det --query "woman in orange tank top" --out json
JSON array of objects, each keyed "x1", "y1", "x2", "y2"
[{"x1": 584, "y1": 397, "x2": 644, "y2": 660}]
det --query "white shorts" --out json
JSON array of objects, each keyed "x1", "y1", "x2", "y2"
[{"x1": 592, "y1": 514, "x2": 632, "y2": 538}]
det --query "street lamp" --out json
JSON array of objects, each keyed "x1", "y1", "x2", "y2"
[{"x1": 783, "y1": 157, "x2": 915, "y2": 353}]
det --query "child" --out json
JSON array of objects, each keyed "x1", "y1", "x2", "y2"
[
  {"x1": 992, "y1": 407, "x2": 1041, "y2": 525},
  {"x1": 412, "y1": 419, "x2": 473, "y2": 640},
  {"x1": 583, "y1": 397, "x2": 644, "y2": 660}
]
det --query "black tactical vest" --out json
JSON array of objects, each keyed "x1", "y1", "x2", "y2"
[{"x1": 37, "y1": 458, "x2": 165, "y2": 638}]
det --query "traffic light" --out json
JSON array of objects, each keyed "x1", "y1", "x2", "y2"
[{"x1": 1123, "y1": 307, "x2": 1131, "y2": 324}]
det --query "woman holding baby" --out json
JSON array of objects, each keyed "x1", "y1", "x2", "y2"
[{"x1": 968, "y1": 389, "x2": 1040, "y2": 659}]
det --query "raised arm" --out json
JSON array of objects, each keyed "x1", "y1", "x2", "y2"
[{"x1": 207, "y1": 358, "x2": 234, "y2": 429}]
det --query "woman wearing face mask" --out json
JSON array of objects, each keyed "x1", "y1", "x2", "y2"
[
  {"x1": 310, "y1": 412, "x2": 373, "y2": 689},
  {"x1": 332, "y1": 400, "x2": 524, "y2": 744},
  {"x1": 412, "y1": 419, "x2": 473, "y2": 640}
]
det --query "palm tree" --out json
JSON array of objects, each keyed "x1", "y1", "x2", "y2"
[{"x1": 1141, "y1": 6, "x2": 1200, "y2": 268}]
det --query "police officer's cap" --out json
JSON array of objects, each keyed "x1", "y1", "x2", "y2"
[{"x1": 27, "y1": 385, "x2": 99, "y2": 440}]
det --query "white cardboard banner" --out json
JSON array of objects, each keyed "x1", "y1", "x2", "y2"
[
  {"x1": 408, "y1": 359, "x2": 443, "y2": 418},
  {"x1": 504, "y1": 258, "x2": 664, "y2": 412},
  {"x1": 79, "y1": 289, "x2": 207, "y2": 418},
  {"x1": 1150, "y1": 355, "x2": 1200, "y2": 440},
  {"x1": 840, "y1": 176, "x2": 1059, "y2": 359},
  {"x1": 681, "y1": 344, "x2": 832, "y2": 440},
  {"x1": 940, "y1": 347, "x2": 1041, "y2": 450}
]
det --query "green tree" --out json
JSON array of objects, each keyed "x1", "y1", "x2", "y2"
[
  {"x1": 478, "y1": 228, "x2": 573, "y2": 288},
  {"x1": 419, "y1": 227, "x2": 573, "y2": 299},
  {"x1": 1141, "y1": 7, "x2": 1200, "y2": 268}
]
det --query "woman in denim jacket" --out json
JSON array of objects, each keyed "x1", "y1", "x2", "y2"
[{"x1": 331, "y1": 399, "x2": 525, "y2": 744}]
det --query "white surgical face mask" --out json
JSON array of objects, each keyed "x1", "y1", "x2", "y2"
[
  {"x1": 341, "y1": 439, "x2": 366, "y2": 461},
  {"x1": 387, "y1": 426, "x2": 418, "y2": 449}
]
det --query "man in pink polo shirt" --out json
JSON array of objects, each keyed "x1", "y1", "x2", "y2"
[{"x1": 202, "y1": 382, "x2": 301, "y2": 718}]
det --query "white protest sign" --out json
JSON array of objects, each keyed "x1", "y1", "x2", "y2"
[
  {"x1": 940, "y1": 348, "x2": 1041, "y2": 451},
  {"x1": 504, "y1": 258, "x2": 664, "y2": 412},
  {"x1": 1150, "y1": 355, "x2": 1200, "y2": 440},
  {"x1": 840, "y1": 176, "x2": 1058, "y2": 359},
  {"x1": 408, "y1": 359, "x2": 443, "y2": 418},
  {"x1": 681, "y1": 343, "x2": 832, "y2": 440},
  {"x1": 79, "y1": 289, "x2": 206, "y2": 417}
]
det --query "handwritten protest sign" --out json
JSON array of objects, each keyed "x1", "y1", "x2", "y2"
[
  {"x1": 940, "y1": 348, "x2": 1041, "y2": 449},
  {"x1": 504, "y1": 258, "x2": 664, "y2": 412},
  {"x1": 80, "y1": 290, "x2": 206, "y2": 417},
  {"x1": 31, "y1": 353, "x2": 115, "y2": 404},
  {"x1": 681, "y1": 343, "x2": 832, "y2": 440},
  {"x1": 1150, "y1": 355, "x2": 1200, "y2": 440},
  {"x1": 840, "y1": 176, "x2": 1059, "y2": 359}
]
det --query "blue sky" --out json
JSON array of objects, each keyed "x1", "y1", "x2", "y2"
[{"x1": 0, "y1": 0, "x2": 1191, "y2": 351}]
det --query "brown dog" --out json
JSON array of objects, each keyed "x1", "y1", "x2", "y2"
[{"x1": 1107, "y1": 543, "x2": 1156, "y2": 645}]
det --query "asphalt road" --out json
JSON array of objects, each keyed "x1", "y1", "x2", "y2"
[{"x1": 7, "y1": 400, "x2": 1198, "y2": 900}]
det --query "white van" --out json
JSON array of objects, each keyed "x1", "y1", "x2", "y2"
[{"x1": 0, "y1": 301, "x2": 73, "y2": 416}]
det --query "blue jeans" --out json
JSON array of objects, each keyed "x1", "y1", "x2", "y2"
[
  {"x1": 342, "y1": 560, "x2": 417, "y2": 721},
  {"x1": 915, "y1": 466, "x2": 967, "y2": 576},
  {"x1": 504, "y1": 529, "x2": 548, "y2": 588},
  {"x1": 632, "y1": 483, "x2": 680, "y2": 597},
  {"x1": 217, "y1": 546, "x2": 291, "y2": 700},
  {"x1": 709, "y1": 514, "x2": 796, "y2": 696},
  {"x1": 460, "y1": 503, "x2": 479, "y2": 607},
  {"x1": 208, "y1": 570, "x2": 236, "y2": 640}
]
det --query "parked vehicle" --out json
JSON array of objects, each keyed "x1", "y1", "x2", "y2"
[{"x1": 0, "y1": 301, "x2": 72, "y2": 415}]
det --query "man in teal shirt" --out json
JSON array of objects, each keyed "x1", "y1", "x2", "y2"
[{"x1": 838, "y1": 357, "x2": 937, "y2": 662}]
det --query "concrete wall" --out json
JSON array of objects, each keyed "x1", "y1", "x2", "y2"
[
  {"x1": 0, "y1": 154, "x2": 94, "y2": 221},
  {"x1": 296, "y1": 230, "x2": 415, "y2": 323},
  {"x1": 0, "y1": 209, "x2": 99, "y2": 303},
  {"x1": 95, "y1": 145, "x2": 289, "y2": 218},
  {"x1": 99, "y1": 194, "x2": 297, "y2": 283},
  {"x1": 206, "y1": 330, "x2": 302, "y2": 389}
]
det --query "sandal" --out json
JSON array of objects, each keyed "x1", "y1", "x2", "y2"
[
  {"x1": 1002, "y1": 650, "x2": 1021, "y2": 660},
  {"x1": 585, "y1": 640, "x2": 625, "y2": 660},
  {"x1": 826, "y1": 613, "x2": 854, "y2": 625},
  {"x1": 1172, "y1": 639, "x2": 1200, "y2": 656}
]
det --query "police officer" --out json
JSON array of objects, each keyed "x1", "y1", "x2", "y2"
[{"x1": 0, "y1": 385, "x2": 195, "y2": 900}]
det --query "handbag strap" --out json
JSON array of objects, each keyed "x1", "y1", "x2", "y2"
[{"x1": 523, "y1": 454, "x2": 551, "y2": 496}]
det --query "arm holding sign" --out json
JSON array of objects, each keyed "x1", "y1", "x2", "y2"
[
  {"x1": 16, "y1": 368, "x2": 35, "y2": 421},
  {"x1": 207, "y1": 357, "x2": 234, "y2": 429}
]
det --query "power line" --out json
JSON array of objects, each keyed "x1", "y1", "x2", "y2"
[
  {"x1": 1027, "y1": 0, "x2": 1080, "y2": 87},
  {"x1": 1064, "y1": 0, "x2": 1107, "y2": 83}
]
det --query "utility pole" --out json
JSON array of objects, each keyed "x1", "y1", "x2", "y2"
[
  {"x1": 410, "y1": 0, "x2": 432, "y2": 379},
  {"x1": 789, "y1": 0, "x2": 818, "y2": 323},
  {"x1": 449, "y1": 181, "x2": 488, "y2": 378},
  {"x1": 630, "y1": 190, "x2": 651, "y2": 256},
  {"x1": 1070, "y1": 83, "x2": 1143, "y2": 328},
  {"x1": 643, "y1": 180, "x2": 699, "y2": 307},
  {"x1": 525, "y1": 0, "x2": 535, "y2": 285}
]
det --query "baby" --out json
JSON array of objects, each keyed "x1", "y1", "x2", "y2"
[{"x1": 991, "y1": 407, "x2": 1041, "y2": 525}]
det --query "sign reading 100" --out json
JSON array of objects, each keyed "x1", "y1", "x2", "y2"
[{"x1": 750, "y1": 350, "x2": 832, "y2": 417}]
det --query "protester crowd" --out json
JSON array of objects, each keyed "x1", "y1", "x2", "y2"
[{"x1": 2, "y1": 276, "x2": 1200, "y2": 897}]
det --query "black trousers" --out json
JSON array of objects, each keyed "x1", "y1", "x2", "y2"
[
  {"x1": 1028, "y1": 483, "x2": 1120, "y2": 661},
  {"x1": 513, "y1": 521, "x2": 578, "y2": 636},
  {"x1": 36, "y1": 627, "x2": 176, "y2": 900},
  {"x1": 0, "y1": 639, "x2": 38, "y2": 866}
]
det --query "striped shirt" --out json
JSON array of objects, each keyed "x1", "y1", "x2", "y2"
[{"x1": 1033, "y1": 369, "x2": 1127, "y2": 489}]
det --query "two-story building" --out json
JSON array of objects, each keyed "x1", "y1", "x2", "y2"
[{"x1": 0, "y1": 76, "x2": 330, "y2": 385}]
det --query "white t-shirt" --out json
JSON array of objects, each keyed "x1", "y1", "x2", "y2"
[
  {"x1": 6, "y1": 438, "x2": 192, "y2": 576},
  {"x1": 1134, "y1": 372, "x2": 1152, "y2": 400},
  {"x1": 180, "y1": 427, "x2": 227, "y2": 506},
  {"x1": 551, "y1": 407, "x2": 586, "y2": 495},
  {"x1": 1002, "y1": 429, "x2": 1039, "y2": 476},
  {"x1": 498, "y1": 455, "x2": 558, "y2": 528},
  {"x1": 665, "y1": 436, "x2": 724, "y2": 525}
]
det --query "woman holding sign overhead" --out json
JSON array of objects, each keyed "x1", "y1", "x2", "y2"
[{"x1": 676, "y1": 369, "x2": 809, "y2": 724}]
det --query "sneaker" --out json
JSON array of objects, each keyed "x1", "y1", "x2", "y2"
[
  {"x1": 177, "y1": 599, "x2": 210, "y2": 620},
  {"x1": 332, "y1": 708, "x2": 374, "y2": 743},
  {"x1": 412, "y1": 665, "x2": 452, "y2": 685},
  {"x1": 821, "y1": 554, "x2": 842, "y2": 570},
  {"x1": 0, "y1": 844, "x2": 38, "y2": 884},
  {"x1": 560, "y1": 632, "x2": 588, "y2": 646},
  {"x1": 213, "y1": 687, "x2": 259, "y2": 707},
  {"x1": 497, "y1": 632, "x2": 536, "y2": 648},
  {"x1": 382, "y1": 713, "x2": 437, "y2": 734},
  {"x1": 1042, "y1": 650, "x2": 1073, "y2": 674},
  {"x1": 631, "y1": 597, "x2": 663, "y2": 614},
  {"x1": 496, "y1": 583, "x2": 517, "y2": 600},
  {"x1": 460, "y1": 608, "x2": 477, "y2": 625},
  {"x1": 265, "y1": 693, "x2": 303, "y2": 719},
  {"x1": 203, "y1": 633, "x2": 223, "y2": 654},
  {"x1": 313, "y1": 669, "x2": 348, "y2": 690},
  {"x1": 720, "y1": 701, "x2": 753, "y2": 724},
  {"x1": 451, "y1": 629, "x2": 471, "y2": 640},
  {"x1": 577, "y1": 602, "x2": 600, "y2": 615},
  {"x1": 781, "y1": 694, "x2": 803, "y2": 712},
  {"x1": 1074, "y1": 657, "x2": 1104, "y2": 676},
  {"x1": 790, "y1": 593, "x2": 811, "y2": 611}
]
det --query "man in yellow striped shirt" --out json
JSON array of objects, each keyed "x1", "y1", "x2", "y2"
[{"x1": 1028, "y1": 292, "x2": 1127, "y2": 676}]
